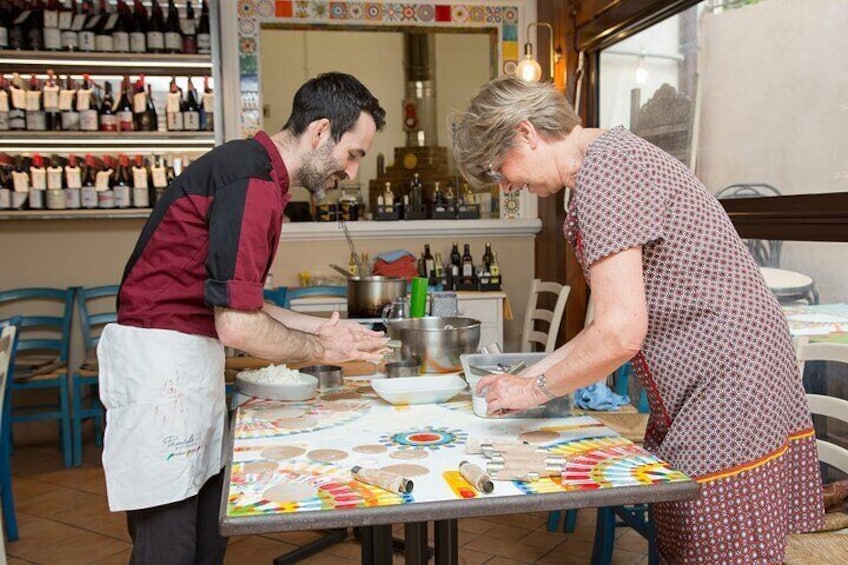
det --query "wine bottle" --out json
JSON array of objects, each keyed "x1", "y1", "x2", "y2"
[
  {"x1": 43, "y1": 0, "x2": 62, "y2": 51},
  {"x1": 200, "y1": 75, "x2": 214, "y2": 131},
  {"x1": 96, "y1": 154, "x2": 115, "y2": 208},
  {"x1": 131, "y1": 153, "x2": 149, "y2": 208},
  {"x1": 462, "y1": 244, "x2": 474, "y2": 283},
  {"x1": 182, "y1": 0, "x2": 197, "y2": 54},
  {"x1": 0, "y1": 3, "x2": 10, "y2": 50},
  {"x1": 196, "y1": 0, "x2": 210, "y2": 54},
  {"x1": 150, "y1": 154, "x2": 168, "y2": 204},
  {"x1": 9, "y1": 2, "x2": 31, "y2": 51},
  {"x1": 78, "y1": 0, "x2": 97, "y2": 52},
  {"x1": 183, "y1": 76, "x2": 200, "y2": 131},
  {"x1": 113, "y1": 154, "x2": 131, "y2": 208},
  {"x1": 163, "y1": 0, "x2": 182, "y2": 53},
  {"x1": 65, "y1": 153, "x2": 82, "y2": 208},
  {"x1": 77, "y1": 73, "x2": 98, "y2": 131},
  {"x1": 482, "y1": 242, "x2": 494, "y2": 271},
  {"x1": 129, "y1": 0, "x2": 146, "y2": 53},
  {"x1": 143, "y1": 83, "x2": 158, "y2": 131},
  {"x1": 10, "y1": 155, "x2": 30, "y2": 209},
  {"x1": 43, "y1": 69, "x2": 61, "y2": 131},
  {"x1": 94, "y1": 0, "x2": 115, "y2": 52},
  {"x1": 165, "y1": 76, "x2": 183, "y2": 131},
  {"x1": 146, "y1": 0, "x2": 165, "y2": 53},
  {"x1": 111, "y1": 0, "x2": 130, "y2": 52},
  {"x1": 59, "y1": 75, "x2": 79, "y2": 131},
  {"x1": 62, "y1": 0, "x2": 82, "y2": 51},
  {"x1": 99, "y1": 80, "x2": 117, "y2": 131},
  {"x1": 26, "y1": 74, "x2": 47, "y2": 131},
  {"x1": 8, "y1": 73, "x2": 27, "y2": 131},
  {"x1": 80, "y1": 154, "x2": 98, "y2": 209},
  {"x1": 29, "y1": 153, "x2": 46, "y2": 209},
  {"x1": 27, "y1": 0, "x2": 45, "y2": 51},
  {"x1": 424, "y1": 244, "x2": 435, "y2": 279},
  {"x1": 45, "y1": 155, "x2": 66, "y2": 209},
  {"x1": 0, "y1": 164, "x2": 11, "y2": 209},
  {"x1": 115, "y1": 76, "x2": 134, "y2": 131},
  {"x1": 0, "y1": 75, "x2": 10, "y2": 131}
]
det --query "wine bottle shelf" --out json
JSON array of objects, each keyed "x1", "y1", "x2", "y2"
[
  {"x1": 0, "y1": 208, "x2": 152, "y2": 221},
  {"x1": 0, "y1": 131, "x2": 215, "y2": 151},
  {"x1": 0, "y1": 50, "x2": 213, "y2": 76}
]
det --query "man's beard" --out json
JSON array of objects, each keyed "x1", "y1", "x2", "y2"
[{"x1": 298, "y1": 142, "x2": 339, "y2": 201}]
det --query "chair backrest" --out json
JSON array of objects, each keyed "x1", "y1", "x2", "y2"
[
  {"x1": 795, "y1": 337, "x2": 848, "y2": 474},
  {"x1": 263, "y1": 287, "x2": 288, "y2": 308},
  {"x1": 77, "y1": 286, "x2": 119, "y2": 353},
  {"x1": 0, "y1": 323, "x2": 17, "y2": 407},
  {"x1": 715, "y1": 183, "x2": 782, "y2": 268},
  {"x1": 0, "y1": 288, "x2": 75, "y2": 364},
  {"x1": 521, "y1": 279, "x2": 571, "y2": 353}
]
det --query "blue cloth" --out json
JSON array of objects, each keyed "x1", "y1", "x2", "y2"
[
  {"x1": 573, "y1": 382, "x2": 630, "y2": 411},
  {"x1": 375, "y1": 249, "x2": 415, "y2": 264}
]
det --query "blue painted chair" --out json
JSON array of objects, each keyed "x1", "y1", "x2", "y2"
[
  {"x1": 277, "y1": 286, "x2": 347, "y2": 309},
  {"x1": 0, "y1": 318, "x2": 21, "y2": 542},
  {"x1": 71, "y1": 286, "x2": 117, "y2": 467},
  {"x1": 263, "y1": 286, "x2": 288, "y2": 308},
  {"x1": 0, "y1": 288, "x2": 74, "y2": 469}
]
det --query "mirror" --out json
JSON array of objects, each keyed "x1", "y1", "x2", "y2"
[{"x1": 259, "y1": 25, "x2": 496, "y2": 207}]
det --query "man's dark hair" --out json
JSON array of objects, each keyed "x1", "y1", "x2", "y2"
[{"x1": 281, "y1": 72, "x2": 386, "y2": 141}]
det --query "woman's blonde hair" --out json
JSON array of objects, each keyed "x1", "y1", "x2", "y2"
[{"x1": 450, "y1": 77, "x2": 581, "y2": 187}]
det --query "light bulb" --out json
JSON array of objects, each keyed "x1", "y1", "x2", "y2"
[
  {"x1": 516, "y1": 55, "x2": 543, "y2": 82},
  {"x1": 635, "y1": 60, "x2": 648, "y2": 85}
]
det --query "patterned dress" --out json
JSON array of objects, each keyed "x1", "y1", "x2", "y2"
[{"x1": 565, "y1": 127, "x2": 824, "y2": 564}]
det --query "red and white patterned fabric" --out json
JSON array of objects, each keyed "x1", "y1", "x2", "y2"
[{"x1": 565, "y1": 126, "x2": 824, "y2": 564}]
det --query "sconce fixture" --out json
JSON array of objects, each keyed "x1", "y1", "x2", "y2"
[{"x1": 515, "y1": 22, "x2": 561, "y2": 83}]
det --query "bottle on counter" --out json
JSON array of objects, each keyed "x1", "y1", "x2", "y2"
[
  {"x1": 196, "y1": 0, "x2": 210, "y2": 54},
  {"x1": 45, "y1": 154, "x2": 65, "y2": 209},
  {"x1": 29, "y1": 153, "x2": 47, "y2": 209},
  {"x1": 183, "y1": 77, "x2": 200, "y2": 131},
  {"x1": 165, "y1": 76, "x2": 183, "y2": 131},
  {"x1": 489, "y1": 252, "x2": 500, "y2": 283},
  {"x1": 461, "y1": 244, "x2": 474, "y2": 284},
  {"x1": 482, "y1": 242, "x2": 494, "y2": 272},
  {"x1": 150, "y1": 154, "x2": 168, "y2": 204},
  {"x1": 163, "y1": 0, "x2": 182, "y2": 53},
  {"x1": 113, "y1": 154, "x2": 131, "y2": 208},
  {"x1": 59, "y1": 75, "x2": 79, "y2": 131},
  {"x1": 64, "y1": 153, "x2": 82, "y2": 208},
  {"x1": 200, "y1": 75, "x2": 214, "y2": 131},
  {"x1": 43, "y1": 69, "x2": 61, "y2": 131},
  {"x1": 146, "y1": 0, "x2": 165, "y2": 53},
  {"x1": 26, "y1": 74, "x2": 47, "y2": 131},
  {"x1": 129, "y1": 0, "x2": 147, "y2": 53},
  {"x1": 423, "y1": 244, "x2": 435, "y2": 279},
  {"x1": 99, "y1": 80, "x2": 117, "y2": 132},
  {"x1": 77, "y1": 73, "x2": 99, "y2": 131},
  {"x1": 182, "y1": 0, "x2": 197, "y2": 54},
  {"x1": 115, "y1": 76, "x2": 134, "y2": 131},
  {"x1": 131, "y1": 153, "x2": 150, "y2": 208},
  {"x1": 96, "y1": 154, "x2": 115, "y2": 209},
  {"x1": 80, "y1": 153, "x2": 98, "y2": 209}
]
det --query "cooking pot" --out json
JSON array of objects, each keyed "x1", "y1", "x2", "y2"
[
  {"x1": 347, "y1": 276, "x2": 407, "y2": 319},
  {"x1": 388, "y1": 317, "x2": 481, "y2": 373}
]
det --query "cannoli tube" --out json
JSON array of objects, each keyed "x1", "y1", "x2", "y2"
[
  {"x1": 351, "y1": 466, "x2": 414, "y2": 493},
  {"x1": 486, "y1": 467, "x2": 542, "y2": 482},
  {"x1": 459, "y1": 460, "x2": 494, "y2": 494},
  {"x1": 489, "y1": 452, "x2": 566, "y2": 466},
  {"x1": 487, "y1": 461, "x2": 563, "y2": 479},
  {"x1": 466, "y1": 437, "x2": 530, "y2": 454}
]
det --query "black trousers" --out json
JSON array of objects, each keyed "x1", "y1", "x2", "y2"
[{"x1": 126, "y1": 469, "x2": 228, "y2": 565}]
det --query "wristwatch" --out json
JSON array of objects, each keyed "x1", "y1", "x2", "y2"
[{"x1": 535, "y1": 373, "x2": 556, "y2": 400}]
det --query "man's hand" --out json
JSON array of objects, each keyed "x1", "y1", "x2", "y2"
[{"x1": 315, "y1": 312, "x2": 389, "y2": 363}]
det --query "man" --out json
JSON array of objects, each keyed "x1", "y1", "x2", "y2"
[{"x1": 97, "y1": 72, "x2": 388, "y2": 564}]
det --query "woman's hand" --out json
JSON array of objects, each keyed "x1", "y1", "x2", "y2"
[
  {"x1": 476, "y1": 373, "x2": 545, "y2": 416},
  {"x1": 315, "y1": 313, "x2": 389, "y2": 363}
]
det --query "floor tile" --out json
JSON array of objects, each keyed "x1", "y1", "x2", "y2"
[
  {"x1": 222, "y1": 535, "x2": 298, "y2": 564},
  {"x1": 14, "y1": 529, "x2": 129, "y2": 564}
]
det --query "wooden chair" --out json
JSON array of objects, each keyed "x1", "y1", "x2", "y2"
[
  {"x1": 521, "y1": 279, "x2": 570, "y2": 353},
  {"x1": 71, "y1": 286, "x2": 117, "y2": 467},
  {"x1": 0, "y1": 288, "x2": 74, "y2": 469},
  {"x1": 0, "y1": 320, "x2": 19, "y2": 545},
  {"x1": 784, "y1": 338, "x2": 848, "y2": 564}
]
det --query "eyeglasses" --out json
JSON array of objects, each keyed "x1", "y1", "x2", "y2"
[{"x1": 486, "y1": 164, "x2": 503, "y2": 183}]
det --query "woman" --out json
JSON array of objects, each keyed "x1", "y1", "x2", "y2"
[{"x1": 451, "y1": 77, "x2": 824, "y2": 564}]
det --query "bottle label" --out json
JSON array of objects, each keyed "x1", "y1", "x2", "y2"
[
  {"x1": 65, "y1": 167, "x2": 82, "y2": 189},
  {"x1": 95, "y1": 34, "x2": 114, "y2": 52},
  {"x1": 79, "y1": 109, "x2": 98, "y2": 131},
  {"x1": 47, "y1": 167, "x2": 63, "y2": 190},
  {"x1": 115, "y1": 185, "x2": 131, "y2": 208},
  {"x1": 112, "y1": 31, "x2": 129, "y2": 52},
  {"x1": 66, "y1": 188, "x2": 81, "y2": 209},
  {"x1": 26, "y1": 111, "x2": 47, "y2": 131},
  {"x1": 95, "y1": 170, "x2": 113, "y2": 191},
  {"x1": 46, "y1": 189, "x2": 66, "y2": 210},
  {"x1": 133, "y1": 92, "x2": 147, "y2": 113},
  {"x1": 43, "y1": 86, "x2": 60, "y2": 111},
  {"x1": 0, "y1": 28, "x2": 7, "y2": 49},
  {"x1": 0, "y1": 91, "x2": 7, "y2": 113},
  {"x1": 31, "y1": 169, "x2": 47, "y2": 190},
  {"x1": 10, "y1": 88, "x2": 25, "y2": 110},
  {"x1": 117, "y1": 110, "x2": 133, "y2": 131},
  {"x1": 165, "y1": 32, "x2": 182, "y2": 51},
  {"x1": 151, "y1": 167, "x2": 168, "y2": 188},
  {"x1": 182, "y1": 20, "x2": 196, "y2": 35},
  {"x1": 44, "y1": 27, "x2": 62, "y2": 50},
  {"x1": 61, "y1": 30, "x2": 79, "y2": 50},
  {"x1": 79, "y1": 31, "x2": 96, "y2": 51},
  {"x1": 103, "y1": 14, "x2": 119, "y2": 32},
  {"x1": 44, "y1": 9, "x2": 59, "y2": 28},
  {"x1": 197, "y1": 33, "x2": 211, "y2": 53},
  {"x1": 202, "y1": 92, "x2": 214, "y2": 113},
  {"x1": 147, "y1": 31, "x2": 164, "y2": 50},
  {"x1": 0, "y1": 112, "x2": 8, "y2": 131},
  {"x1": 132, "y1": 167, "x2": 149, "y2": 189},
  {"x1": 76, "y1": 89, "x2": 92, "y2": 111},
  {"x1": 183, "y1": 111, "x2": 200, "y2": 131},
  {"x1": 71, "y1": 14, "x2": 87, "y2": 31},
  {"x1": 9, "y1": 109, "x2": 26, "y2": 130},
  {"x1": 61, "y1": 110, "x2": 80, "y2": 130},
  {"x1": 100, "y1": 114, "x2": 118, "y2": 131},
  {"x1": 130, "y1": 32, "x2": 146, "y2": 52},
  {"x1": 463, "y1": 264, "x2": 473, "y2": 277},
  {"x1": 132, "y1": 186, "x2": 150, "y2": 208},
  {"x1": 25, "y1": 90, "x2": 42, "y2": 112},
  {"x1": 28, "y1": 187, "x2": 45, "y2": 209},
  {"x1": 166, "y1": 111, "x2": 184, "y2": 131},
  {"x1": 98, "y1": 190, "x2": 115, "y2": 209},
  {"x1": 58, "y1": 90, "x2": 74, "y2": 111},
  {"x1": 58, "y1": 11, "x2": 73, "y2": 30},
  {"x1": 12, "y1": 171, "x2": 30, "y2": 192},
  {"x1": 0, "y1": 189, "x2": 10, "y2": 209}
]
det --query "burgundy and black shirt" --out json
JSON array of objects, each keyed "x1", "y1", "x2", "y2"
[{"x1": 118, "y1": 131, "x2": 291, "y2": 338}]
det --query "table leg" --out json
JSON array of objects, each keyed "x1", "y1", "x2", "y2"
[
  {"x1": 404, "y1": 522, "x2": 429, "y2": 565},
  {"x1": 434, "y1": 519, "x2": 458, "y2": 565},
  {"x1": 361, "y1": 524, "x2": 394, "y2": 564}
]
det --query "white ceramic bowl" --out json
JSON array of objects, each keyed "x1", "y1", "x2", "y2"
[
  {"x1": 371, "y1": 375, "x2": 466, "y2": 405},
  {"x1": 236, "y1": 371, "x2": 318, "y2": 401}
]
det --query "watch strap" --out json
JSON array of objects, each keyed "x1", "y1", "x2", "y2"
[{"x1": 535, "y1": 373, "x2": 556, "y2": 400}]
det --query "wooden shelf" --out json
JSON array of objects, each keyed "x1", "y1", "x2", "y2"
[
  {"x1": 0, "y1": 208, "x2": 152, "y2": 220},
  {"x1": 0, "y1": 131, "x2": 215, "y2": 152},
  {"x1": 0, "y1": 50, "x2": 213, "y2": 75}
]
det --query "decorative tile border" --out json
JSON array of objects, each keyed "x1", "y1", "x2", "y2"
[{"x1": 236, "y1": 0, "x2": 525, "y2": 137}]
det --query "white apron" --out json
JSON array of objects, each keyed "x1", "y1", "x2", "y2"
[{"x1": 98, "y1": 323, "x2": 226, "y2": 512}]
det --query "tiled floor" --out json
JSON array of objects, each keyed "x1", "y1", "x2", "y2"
[{"x1": 3, "y1": 433, "x2": 650, "y2": 564}]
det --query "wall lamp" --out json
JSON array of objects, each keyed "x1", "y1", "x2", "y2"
[{"x1": 515, "y1": 22, "x2": 562, "y2": 82}]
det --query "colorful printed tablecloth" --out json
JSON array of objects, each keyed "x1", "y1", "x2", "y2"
[{"x1": 225, "y1": 386, "x2": 691, "y2": 520}]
